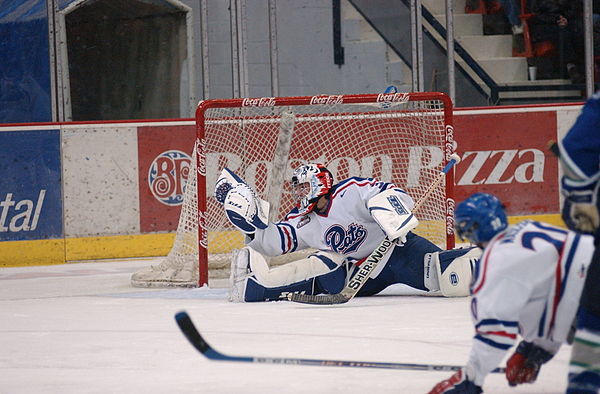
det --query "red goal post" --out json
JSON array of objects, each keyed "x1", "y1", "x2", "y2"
[{"x1": 194, "y1": 92, "x2": 456, "y2": 287}]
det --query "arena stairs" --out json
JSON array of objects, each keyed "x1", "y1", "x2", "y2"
[{"x1": 345, "y1": 0, "x2": 584, "y2": 105}]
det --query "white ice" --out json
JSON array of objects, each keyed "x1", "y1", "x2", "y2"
[{"x1": 1, "y1": 258, "x2": 572, "y2": 394}]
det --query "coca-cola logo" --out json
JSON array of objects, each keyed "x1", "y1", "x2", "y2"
[
  {"x1": 376, "y1": 92, "x2": 409, "y2": 104},
  {"x1": 198, "y1": 210, "x2": 208, "y2": 248},
  {"x1": 309, "y1": 95, "x2": 344, "y2": 105},
  {"x1": 197, "y1": 138, "x2": 206, "y2": 176},
  {"x1": 445, "y1": 125, "x2": 456, "y2": 161},
  {"x1": 148, "y1": 150, "x2": 191, "y2": 206},
  {"x1": 446, "y1": 198, "x2": 456, "y2": 235},
  {"x1": 242, "y1": 97, "x2": 276, "y2": 107}
]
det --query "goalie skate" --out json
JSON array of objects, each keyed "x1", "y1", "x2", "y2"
[{"x1": 131, "y1": 258, "x2": 197, "y2": 288}]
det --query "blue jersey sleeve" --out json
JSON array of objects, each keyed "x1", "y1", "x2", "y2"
[{"x1": 560, "y1": 91, "x2": 600, "y2": 180}]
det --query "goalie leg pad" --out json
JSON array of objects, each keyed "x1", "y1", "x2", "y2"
[
  {"x1": 229, "y1": 248, "x2": 253, "y2": 302},
  {"x1": 244, "y1": 276, "x2": 318, "y2": 302},
  {"x1": 239, "y1": 249, "x2": 347, "y2": 302},
  {"x1": 432, "y1": 247, "x2": 481, "y2": 297},
  {"x1": 252, "y1": 250, "x2": 346, "y2": 287},
  {"x1": 243, "y1": 264, "x2": 348, "y2": 302}
]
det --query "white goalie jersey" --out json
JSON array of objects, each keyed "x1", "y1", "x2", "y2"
[
  {"x1": 465, "y1": 220, "x2": 594, "y2": 386},
  {"x1": 248, "y1": 177, "x2": 412, "y2": 266}
]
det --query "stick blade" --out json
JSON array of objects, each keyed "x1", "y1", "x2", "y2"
[
  {"x1": 287, "y1": 292, "x2": 350, "y2": 305},
  {"x1": 175, "y1": 311, "x2": 210, "y2": 354},
  {"x1": 548, "y1": 140, "x2": 560, "y2": 158}
]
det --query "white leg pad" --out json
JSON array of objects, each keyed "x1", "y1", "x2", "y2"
[
  {"x1": 433, "y1": 247, "x2": 482, "y2": 297},
  {"x1": 251, "y1": 249, "x2": 345, "y2": 287}
]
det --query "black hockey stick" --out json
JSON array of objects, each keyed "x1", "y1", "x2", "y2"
[
  {"x1": 175, "y1": 311, "x2": 506, "y2": 373},
  {"x1": 288, "y1": 154, "x2": 462, "y2": 305}
]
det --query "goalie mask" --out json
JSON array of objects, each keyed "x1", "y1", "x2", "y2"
[
  {"x1": 291, "y1": 163, "x2": 333, "y2": 215},
  {"x1": 455, "y1": 193, "x2": 508, "y2": 245}
]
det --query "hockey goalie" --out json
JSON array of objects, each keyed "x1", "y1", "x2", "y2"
[{"x1": 215, "y1": 163, "x2": 481, "y2": 302}]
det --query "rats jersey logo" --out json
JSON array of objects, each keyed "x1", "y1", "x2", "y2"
[{"x1": 324, "y1": 223, "x2": 367, "y2": 254}]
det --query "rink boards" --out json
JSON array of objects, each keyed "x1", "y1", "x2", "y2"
[{"x1": 0, "y1": 103, "x2": 583, "y2": 266}]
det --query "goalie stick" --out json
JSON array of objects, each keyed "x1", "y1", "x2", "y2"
[
  {"x1": 174, "y1": 310, "x2": 506, "y2": 373},
  {"x1": 287, "y1": 153, "x2": 461, "y2": 305}
]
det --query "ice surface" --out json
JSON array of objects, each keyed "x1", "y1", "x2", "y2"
[{"x1": 0, "y1": 259, "x2": 571, "y2": 393}]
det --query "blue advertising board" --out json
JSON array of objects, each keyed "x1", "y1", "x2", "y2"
[{"x1": 0, "y1": 129, "x2": 62, "y2": 241}]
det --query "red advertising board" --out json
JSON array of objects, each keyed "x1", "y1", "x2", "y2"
[
  {"x1": 453, "y1": 111, "x2": 559, "y2": 215},
  {"x1": 138, "y1": 125, "x2": 195, "y2": 232},
  {"x1": 136, "y1": 109, "x2": 561, "y2": 234}
]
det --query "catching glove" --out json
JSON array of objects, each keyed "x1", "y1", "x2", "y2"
[
  {"x1": 505, "y1": 341, "x2": 554, "y2": 386},
  {"x1": 213, "y1": 168, "x2": 270, "y2": 234},
  {"x1": 428, "y1": 368, "x2": 482, "y2": 394},
  {"x1": 561, "y1": 176, "x2": 600, "y2": 234}
]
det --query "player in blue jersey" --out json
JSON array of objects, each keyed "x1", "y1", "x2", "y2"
[
  {"x1": 558, "y1": 90, "x2": 600, "y2": 394},
  {"x1": 428, "y1": 193, "x2": 594, "y2": 394},
  {"x1": 214, "y1": 163, "x2": 480, "y2": 302}
]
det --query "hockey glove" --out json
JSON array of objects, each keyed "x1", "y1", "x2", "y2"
[
  {"x1": 428, "y1": 368, "x2": 482, "y2": 394},
  {"x1": 214, "y1": 167, "x2": 248, "y2": 204},
  {"x1": 505, "y1": 341, "x2": 554, "y2": 386},
  {"x1": 561, "y1": 176, "x2": 600, "y2": 234},
  {"x1": 223, "y1": 184, "x2": 269, "y2": 234}
]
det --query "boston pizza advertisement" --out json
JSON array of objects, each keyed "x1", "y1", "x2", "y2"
[
  {"x1": 137, "y1": 124, "x2": 195, "y2": 233},
  {"x1": 453, "y1": 109, "x2": 559, "y2": 215},
  {"x1": 135, "y1": 108, "x2": 563, "y2": 235}
]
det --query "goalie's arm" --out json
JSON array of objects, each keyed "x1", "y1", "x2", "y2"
[{"x1": 367, "y1": 188, "x2": 419, "y2": 245}]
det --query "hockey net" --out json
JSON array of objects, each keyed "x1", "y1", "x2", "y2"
[{"x1": 131, "y1": 92, "x2": 456, "y2": 288}]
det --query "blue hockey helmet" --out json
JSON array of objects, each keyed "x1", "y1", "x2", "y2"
[{"x1": 454, "y1": 193, "x2": 508, "y2": 244}]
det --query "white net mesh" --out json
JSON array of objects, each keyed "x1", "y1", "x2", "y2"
[{"x1": 131, "y1": 93, "x2": 454, "y2": 288}]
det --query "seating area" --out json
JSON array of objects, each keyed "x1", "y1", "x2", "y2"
[{"x1": 465, "y1": 0, "x2": 598, "y2": 84}]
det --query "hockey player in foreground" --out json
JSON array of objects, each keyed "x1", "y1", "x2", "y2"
[
  {"x1": 558, "y1": 90, "x2": 600, "y2": 394},
  {"x1": 214, "y1": 163, "x2": 480, "y2": 302},
  {"x1": 428, "y1": 193, "x2": 594, "y2": 394}
]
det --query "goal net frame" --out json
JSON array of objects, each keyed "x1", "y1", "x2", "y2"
[{"x1": 194, "y1": 92, "x2": 456, "y2": 287}]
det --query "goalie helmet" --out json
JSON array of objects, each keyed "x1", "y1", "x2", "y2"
[
  {"x1": 454, "y1": 193, "x2": 508, "y2": 245},
  {"x1": 291, "y1": 163, "x2": 333, "y2": 215}
]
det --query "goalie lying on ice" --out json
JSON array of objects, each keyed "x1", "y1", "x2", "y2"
[{"x1": 215, "y1": 164, "x2": 480, "y2": 302}]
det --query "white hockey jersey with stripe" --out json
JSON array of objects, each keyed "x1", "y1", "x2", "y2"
[
  {"x1": 248, "y1": 177, "x2": 412, "y2": 266},
  {"x1": 466, "y1": 220, "x2": 594, "y2": 386}
]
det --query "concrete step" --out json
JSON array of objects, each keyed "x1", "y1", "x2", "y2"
[
  {"x1": 342, "y1": 0, "x2": 410, "y2": 90},
  {"x1": 476, "y1": 56, "x2": 528, "y2": 83},
  {"x1": 342, "y1": 0, "x2": 362, "y2": 19},
  {"x1": 458, "y1": 56, "x2": 528, "y2": 83},
  {"x1": 386, "y1": 46, "x2": 411, "y2": 88},
  {"x1": 343, "y1": 0, "x2": 382, "y2": 43},
  {"x1": 423, "y1": 0, "x2": 467, "y2": 16},
  {"x1": 457, "y1": 34, "x2": 513, "y2": 58},
  {"x1": 495, "y1": 82, "x2": 583, "y2": 101},
  {"x1": 435, "y1": 14, "x2": 483, "y2": 36}
]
